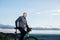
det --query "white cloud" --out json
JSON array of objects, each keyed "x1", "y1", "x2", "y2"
[
  {"x1": 43, "y1": 10, "x2": 60, "y2": 15},
  {"x1": 29, "y1": 9, "x2": 41, "y2": 14},
  {"x1": 31, "y1": 12, "x2": 41, "y2": 14},
  {"x1": 51, "y1": 13, "x2": 60, "y2": 15},
  {"x1": 29, "y1": 9, "x2": 60, "y2": 28},
  {"x1": 29, "y1": 9, "x2": 60, "y2": 15}
]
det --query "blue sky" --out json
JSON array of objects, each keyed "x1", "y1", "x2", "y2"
[{"x1": 0, "y1": 0, "x2": 60, "y2": 28}]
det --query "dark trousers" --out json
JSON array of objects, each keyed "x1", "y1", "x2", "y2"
[{"x1": 18, "y1": 27, "x2": 27, "y2": 40}]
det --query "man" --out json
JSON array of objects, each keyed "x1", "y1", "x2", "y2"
[{"x1": 15, "y1": 12, "x2": 30, "y2": 40}]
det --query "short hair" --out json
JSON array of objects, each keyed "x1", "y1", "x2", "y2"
[{"x1": 23, "y1": 12, "x2": 27, "y2": 15}]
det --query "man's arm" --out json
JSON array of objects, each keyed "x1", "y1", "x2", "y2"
[
  {"x1": 26, "y1": 23, "x2": 29, "y2": 29},
  {"x1": 15, "y1": 20, "x2": 17, "y2": 27},
  {"x1": 15, "y1": 17, "x2": 21, "y2": 27},
  {"x1": 26, "y1": 23, "x2": 32, "y2": 32}
]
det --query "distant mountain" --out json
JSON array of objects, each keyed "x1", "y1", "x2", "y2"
[
  {"x1": 0, "y1": 24, "x2": 14, "y2": 29},
  {"x1": 0, "y1": 24, "x2": 60, "y2": 30},
  {"x1": 32, "y1": 28, "x2": 60, "y2": 30}
]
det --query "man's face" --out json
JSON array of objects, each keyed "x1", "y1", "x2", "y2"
[{"x1": 23, "y1": 12, "x2": 27, "y2": 18}]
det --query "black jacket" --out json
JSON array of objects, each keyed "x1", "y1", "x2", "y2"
[{"x1": 15, "y1": 16, "x2": 29, "y2": 28}]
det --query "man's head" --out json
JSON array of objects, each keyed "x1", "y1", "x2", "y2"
[{"x1": 23, "y1": 12, "x2": 27, "y2": 18}]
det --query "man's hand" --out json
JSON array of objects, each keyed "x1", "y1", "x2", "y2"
[{"x1": 27, "y1": 28, "x2": 32, "y2": 32}]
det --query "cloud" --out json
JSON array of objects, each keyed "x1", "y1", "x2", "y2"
[
  {"x1": 44, "y1": 10, "x2": 60, "y2": 15},
  {"x1": 30, "y1": 9, "x2": 60, "y2": 15},
  {"x1": 51, "y1": 13, "x2": 60, "y2": 15},
  {"x1": 29, "y1": 9, "x2": 41, "y2": 15},
  {"x1": 50, "y1": 10, "x2": 60, "y2": 15}
]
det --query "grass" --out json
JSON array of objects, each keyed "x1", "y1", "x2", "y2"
[{"x1": 0, "y1": 32, "x2": 60, "y2": 40}]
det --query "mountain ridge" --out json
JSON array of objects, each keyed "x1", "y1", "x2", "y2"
[{"x1": 0, "y1": 24, "x2": 60, "y2": 30}]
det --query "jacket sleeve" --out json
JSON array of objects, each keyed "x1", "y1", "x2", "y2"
[
  {"x1": 26, "y1": 22, "x2": 29, "y2": 29},
  {"x1": 26, "y1": 24, "x2": 29, "y2": 29},
  {"x1": 15, "y1": 17, "x2": 21, "y2": 27}
]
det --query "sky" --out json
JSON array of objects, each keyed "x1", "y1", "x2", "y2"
[{"x1": 0, "y1": 0, "x2": 60, "y2": 28}]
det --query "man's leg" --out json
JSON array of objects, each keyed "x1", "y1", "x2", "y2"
[
  {"x1": 19, "y1": 27, "x2": 27, "y2": 40},
  {"x1": 20, "y1": 32, "x2": 26, "y2": 40}
]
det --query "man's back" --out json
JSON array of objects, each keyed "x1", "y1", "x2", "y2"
[{"x1": 15, "y1": 16, "x2": 27, "y2": 28}]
